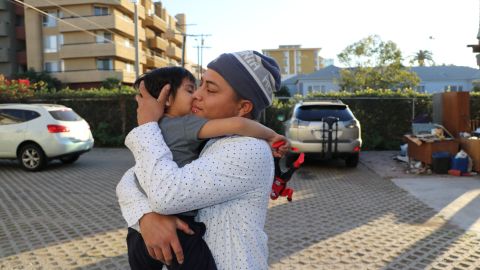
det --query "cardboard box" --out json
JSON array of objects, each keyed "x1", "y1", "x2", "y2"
[{"x1": 460, "y1": 138, "x2": 480, "y2": 172}]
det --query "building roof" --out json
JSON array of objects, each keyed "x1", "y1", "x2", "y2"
[
  {"x1": 293, "y1": 65, "x2": 480, "y2": 82},
  {"x1": 301, "y1": 65, "x2": 342, "y2": 80},
  {"x1": 410, "y1": 66, "x2": 480, "y2": 81},
  {"x1": 281, "y1": 74, "x2": 303, "y2": 85}
]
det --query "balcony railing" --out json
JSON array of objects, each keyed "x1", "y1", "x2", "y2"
[
  {"x1": 166, "y1": 45, "x2": 182, "y2": 61},
  {"x1": 165, "y1": 28, "x2": 183, "y2": 46},
  {"x1": 15, "y1": 26, "x2": 25, "y2": 40},
  {"x1": 49, "y1": 69, "x2": 136, "y2": 84},
  {"x1": 144, "y1": 14, "x2": 167, "y2": 33},
  {"x1": 148, "y1": 36, "x2": 168, "y2": 52},
  {"x1": 0, "y1": 48, "x2": 9, "y2": 63},
  {"x1": 16, "y1": 51, "x2": 27, "y2": 65},
  {"x1": 59, "y1": 14, "x2": 145, "y2": 41}
]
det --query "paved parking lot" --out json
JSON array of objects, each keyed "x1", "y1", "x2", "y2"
[{"x1": 1, "y1": 148, "x2": 480, "y2": 269}]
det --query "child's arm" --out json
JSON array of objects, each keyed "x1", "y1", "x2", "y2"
[{"x1": 198, "y1": 117, "x2": 289, "y2": 157}]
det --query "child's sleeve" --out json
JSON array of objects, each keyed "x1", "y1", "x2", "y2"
[{"x1": 183, "y1": 115, "x2": 209, "y2": 142}]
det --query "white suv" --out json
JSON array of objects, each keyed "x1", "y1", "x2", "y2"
[
  {"x1": 0, "y1": 104, "x2": 94, "y2": 171},
  {"x1": 284, "y1": 100, "x2": 362, "y2": 167}
]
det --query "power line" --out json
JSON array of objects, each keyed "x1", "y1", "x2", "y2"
[{"x1": 7, "y1": 0, "x2": 178, "y2": 66}]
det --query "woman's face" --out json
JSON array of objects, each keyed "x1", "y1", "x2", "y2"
[
  {"x1": 191, "y1": 69, "x2": 244, "y2": 119},
  {"x1": 167, "y1": 78, "x2": 196, "y2": 117}
]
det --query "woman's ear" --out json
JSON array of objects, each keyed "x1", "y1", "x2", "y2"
[{"x1": 237, "y1": 100, "x2": 254, "y2": 117}]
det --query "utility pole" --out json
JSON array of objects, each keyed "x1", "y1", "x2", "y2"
[
  {"x1": 194, "y1": 34, "x2": 211, "y2": 80},
  {"x1": 131, "y1": 0, "x2": 140, "y2": 78}
]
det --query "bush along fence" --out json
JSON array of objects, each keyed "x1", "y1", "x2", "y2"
[{"x1": 1, "y1": 85, "x2": 479, "y2": 149}]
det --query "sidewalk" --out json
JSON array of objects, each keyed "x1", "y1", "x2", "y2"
[{"x1": 361, "y1": 151, "x2": 480, "y2": 234}]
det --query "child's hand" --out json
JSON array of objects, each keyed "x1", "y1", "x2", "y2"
[
  {"x1": 136, "y1": 81, "x2": 170, "y2": 125},
  {"x1": 269, "y1": 134, "x2": 290, "y2": 158}
]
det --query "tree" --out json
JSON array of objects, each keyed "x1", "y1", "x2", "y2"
[
  {"x1": 276, "y1": 85, "x2": 291, "y2": 98},
  {"x1": 410, "y1": 50, "x2": 434, "y2": 66},
  {"x1": 337, "y1": 35, "x2": 420, "y2": 91}
]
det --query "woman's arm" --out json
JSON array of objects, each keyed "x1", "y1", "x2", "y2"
[{"x1": 127, "y1": 122, "x2": 274, "y2": 215}]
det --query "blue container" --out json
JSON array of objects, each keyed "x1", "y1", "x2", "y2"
[{"x1": 451, "y1": 157, "x2": 468, "y2": 173}]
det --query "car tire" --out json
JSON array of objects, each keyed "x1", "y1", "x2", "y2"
[
  {"x1": 345, "y1": 153, "x2": 359, "y2": 168},
  {"x1": 18, "y1": 143, "x2": 47, "y2": 171},
  {"x1": 60, "y1": 154, "x2": 80, "y2": 164}
]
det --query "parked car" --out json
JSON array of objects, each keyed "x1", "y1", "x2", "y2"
[
  {"x1": 0, "y1": 104, "x2": 94, "y2": 171},
  {"x1": 283, "y1": 100, "x2": 362, "y2": 167}
]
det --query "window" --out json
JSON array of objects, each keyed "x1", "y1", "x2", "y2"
[
  {"x1": 125, "y1": 63, "x2": 133, "y2": 72},
  {"x1": 0, "y1": 109, "x2": 40, "y2": 125},
  {"x1": 44, "y1": 61, "x2": 60, "y2": 72},
  {"x1": 49, "y1": 109, "x2": 82, "y2": 121},
  {"x1": 283, "y1": 51, "x2": 289, "y2": 58},
  {"x1": 124, "y1": 38, "x2": 133, "y2": 48},
  {"x1": 295, "y1": 105, "x2": 354, "y2": 122},
  {"x1": 283, "y1": 66, "x2": 288, "y2": 74},
  {"x1": 94, "y1": 6, "x2": 109, "y2": 16},
  {"x1": 43, "y1": 35, "x2": 60, "y2": 53},
  {"x1": 96, "y1": 31, "x2": 112, "y2": 43},
  {"x1": 416, "y1": 85, "x2": 425, "y2": 93},
  {"x1": 97, "y1": 58, "x2": 113, "y2": 70},
  {"x1": 42, "y1": 11, "x2": 59, "y2": 27}
]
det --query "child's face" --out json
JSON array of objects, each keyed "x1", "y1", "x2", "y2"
[{"x1": 167, "y1": 78, "x2": 196, "y2": 117}]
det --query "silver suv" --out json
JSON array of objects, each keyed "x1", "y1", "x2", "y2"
[{"x1": 283, "y1": 100, "x2": 362, "y2": 167}]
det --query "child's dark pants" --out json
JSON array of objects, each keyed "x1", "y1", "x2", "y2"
[{"x1": 127, "y1": 216, "x2": 217, "y2": 270}]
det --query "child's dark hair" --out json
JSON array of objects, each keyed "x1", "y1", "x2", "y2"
[{"x1": 133, "y1": 66, "x2": 196, "y2": 99}]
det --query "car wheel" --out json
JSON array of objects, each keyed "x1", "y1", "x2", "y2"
[
  {"x1": 345, "y1": 153, "x2": 359, "y2": 168},
  {"x1": 18, "y1": 144, "x2": 47, "y2": 171},
  {"x1": 60, "y1": 154, "x2": 80, "y2": 164}
]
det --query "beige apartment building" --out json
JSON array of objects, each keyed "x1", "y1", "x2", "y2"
[
  {"x1": 263, "y1": 45, "x2": 323, "y2": 78},
  {"x1": 0, "y1": 0, "x2": 27, "y2": 77},
  {"x1": 23, "y1": 0, "x2": 185, "y2": 87}
]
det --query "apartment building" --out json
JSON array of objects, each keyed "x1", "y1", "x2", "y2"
[
  {"x1": 0, "y1": 0, "x2": 27, "y2": 77},
  {"x1": 263, "y1": 45, "x2": 323, "y2": 78},
  {"x1": 23, "y1": 0, "x2": 185, "y2": 87}
]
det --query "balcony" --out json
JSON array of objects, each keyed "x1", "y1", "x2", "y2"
[
  {"x1": 146, "y1": 54, "x2": 169, "y2": 69},
  {"x1": 50, "y1": 69, "x2": 136, "y2": 84},
  {"x1": 15, "y1": 26, "x2": 25, "y2": 40},
  {"x1": 148, "y1": 36, "x2": 168, "y2": 52},
  {"x1": 60, "y1": 42, "x2": 129, "y2": 60},
  {"x1": 60, "y1": 43, "x2": 146, "y2": 64},
  {"x1": 16, "y1": 51, "x2": 27, "y2": 65},
  {"x1": 58, "y1": 14, "x2": 146, "y2": 41},
  {"x1": 0, "y1": 48, "x2": 9, "y2": 63},
  {"x1": 0, "y1": 23, "x2": 7, "y2": 37},
  {"x1": 144, "y1": 14, "x2": 167, "y2": 33},
  {"x1": 14, "y1": 4, "x2": 24, "y2": 15},
  {"x1": 165, "y1": 28, "x2": 183, "y2": 46},
  {"x1": 166, "y1": 45, "x2": 182, "y2": 61},
  {"x1": 25, "y1": 0, "x2": 145, "y2": 19}
]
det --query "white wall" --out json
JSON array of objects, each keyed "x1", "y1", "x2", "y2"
[
  {"x1": 300, "y1": 80, "x2": 341, "y2": 95},
  {"x1": 422, "y1": 80, "x2": 474, "y2": 93}
]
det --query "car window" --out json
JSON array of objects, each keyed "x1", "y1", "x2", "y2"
[
  {"x1": 295, "y1": 105, "x2": 354, "y2": 121},
  {"x1": 0, "y1": 109, "x2": 26, "y2": 125},
  {"x1": 49, "y1": 109, "x2": 83, "y2": 121},
  {"x1": 25, "y1": 110, "x2": 41, "y2": 121}
]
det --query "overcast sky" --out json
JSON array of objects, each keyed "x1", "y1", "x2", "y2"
[{"x1": 160, "y1": 0, "x2": 480, "y2": 68}]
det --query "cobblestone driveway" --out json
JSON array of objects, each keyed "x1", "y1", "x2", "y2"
[{"x1": 0, "y1": 149, "x2": 479, "y2": 269}]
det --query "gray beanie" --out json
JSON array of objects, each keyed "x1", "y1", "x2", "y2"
[{"x1": 207, "y1": 50, "x2": 281, "y2": 119}]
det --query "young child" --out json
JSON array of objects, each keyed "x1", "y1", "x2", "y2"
[{"x1": 126, "y1": 66, "x2": 286, "y2": 270}]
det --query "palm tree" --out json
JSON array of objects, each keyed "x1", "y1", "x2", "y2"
[{"x1": 410, "y1": 50, "x2": 434, "y2": 66}]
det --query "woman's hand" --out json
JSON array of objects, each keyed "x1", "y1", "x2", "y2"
[
  {"x1": 139, "y1": 212, "x2": 194, "y2": 265},
  {"x1": 136, "y1": 81, "x2": 170, "y2": 126},
  {"x1": 268, "y1": 134, "x2": 290, "y2": 158}
]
